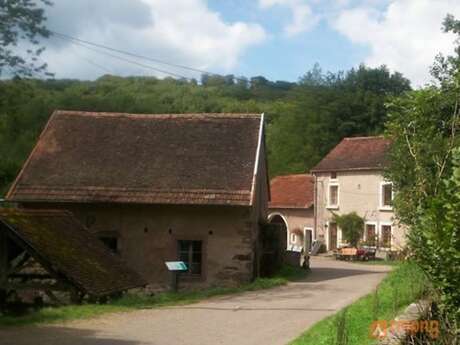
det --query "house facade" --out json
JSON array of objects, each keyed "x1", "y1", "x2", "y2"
[
  {"x1": 311, "y1": 136, "x2": 406, "y2": 251},
  {"x1": 6, "y1": 111, "x2": 269, "y2": 289},
  {"x1": 268, "y1": 174, "x2": 314, "y2": 251}
]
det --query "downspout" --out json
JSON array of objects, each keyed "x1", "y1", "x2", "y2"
[{"x1": 313, "y1": 173, "x2": 318, "y2": 241}]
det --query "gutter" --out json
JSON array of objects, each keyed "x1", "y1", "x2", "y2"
[{"x1": 313, "y1": 174, "x2": 317, "y2": 241}]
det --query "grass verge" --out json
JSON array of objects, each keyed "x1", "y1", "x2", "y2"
[
  {"x1": 0, "y1": 265, "x2": 308, "y2": 327},
  {"x1": 290, "y1": 261, "x2": 427, "y2": 345}
]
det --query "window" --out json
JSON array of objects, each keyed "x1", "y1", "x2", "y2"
[
  {"x1": 365, "y1": 224, "x2": 377, "y2": 246},
  {"x1": 381, "y1": 182, "x2": 393, "y2": 209},
  {"x1": 290, "y1": 233, "x2": 297, "y2": 244},
  {"x1": 328, "y1": 184, "x2": 339, "y2": 208},
  {"x1": 380, "y1": 225, "x2": 392, "y2": 248},
  {"x1": 178, "y1": 240, "x2": 202, "y2": 275},
  {"x1": 99, "y1": 237, "x2": 118, "y2": 253},
  {"x1": 330, "y1": 172, "x2": 337, "y2": 179}
]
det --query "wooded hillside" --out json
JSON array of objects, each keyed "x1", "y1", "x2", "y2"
[{"x1": 0, "y1": 64, "x2": 410, "y2": 194}]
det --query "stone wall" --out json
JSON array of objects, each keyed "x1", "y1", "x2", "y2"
[{"x1": 24, "y1": 203, "x2": 258, "y2": 289}]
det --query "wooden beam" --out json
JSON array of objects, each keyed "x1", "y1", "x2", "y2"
[
  {"x1": 6, "y1": 251, "x2": 29, "y2": 276},
  {"x1": 9, "y1": 273, "x2": 53, "y2": 280},
  {"x1": 45, "y1": 290, "x2": 68, "y2": 306},
  {"x1": 4, "y1": 282, "x2": 70, "y2": 291}
]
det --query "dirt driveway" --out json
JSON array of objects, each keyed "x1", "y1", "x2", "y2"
[{"x1": 0, "y1": 257, "x2": 390, "y2": 345}]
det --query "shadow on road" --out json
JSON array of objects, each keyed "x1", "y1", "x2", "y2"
[
  {"x1": 301, "y1": 266, "x2": 387, "y2": 283},
  {"x1": 0, "y1": 326, "x2": 141, "y2": 345}
]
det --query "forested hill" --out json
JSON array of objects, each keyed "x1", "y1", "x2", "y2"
[{"x1": 0, "y1": 64, "x2": 410, "y2": 195}]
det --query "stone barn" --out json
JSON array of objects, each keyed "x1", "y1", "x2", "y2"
[{"x1": 5, "y1": 111, "x2": 270, "y2": 289}]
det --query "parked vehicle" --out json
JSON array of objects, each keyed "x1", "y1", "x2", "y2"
[{"x1": 335, "y1": 247, "x2": 376, "y2": 261}]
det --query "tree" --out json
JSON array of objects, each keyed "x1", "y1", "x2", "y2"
[
  {"x1": 385, "y1": 14, "x2": 460, "y2": 320},
  {"x1": 406, "y1": 149, "x2": 460, "y2": 319},
  {"x1": 332, "y1": 212, "x2": 364, "y2": 248},
  {"x1": 267, "y1": 65, "x2": 411, "y2": 177},
  {"x1": 0, "y1": 0, "x2": 52, "y2": 77}
]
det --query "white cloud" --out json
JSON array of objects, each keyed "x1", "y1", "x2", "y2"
[
  {"x1": 41, "y1": 0, "x2": 266, "y2": 79},
  {"x1": 332, "y1": 0, "x2": 460, "y2": 86},
  {"x1": 259, "y1": 0, "x2": 320, "y2": 36}
]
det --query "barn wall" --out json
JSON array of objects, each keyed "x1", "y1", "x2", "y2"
[{"x1": 22, "y1": 203, "x2": 257, "y2": 289}]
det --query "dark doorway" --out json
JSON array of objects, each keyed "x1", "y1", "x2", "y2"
[
  {"x1": 329, "y1": 223, "x2": 337, "y2": 250},
  {"x1": 269, "y1": 215, "x2": 287, "y2": 251}
]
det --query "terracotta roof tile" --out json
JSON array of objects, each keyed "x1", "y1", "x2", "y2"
[
  {"x1": 0, "y1": 208, "x2": 146, "y2": 296},
  {"x1": 269, "y1": 174, "x2": 314, "y2": 209},
  {"x1": 7, "y1": 111, "x2": 263, "y2": 206},
  {"x1": 311, "y1": 136, "x2": 391, "y2": 173}
]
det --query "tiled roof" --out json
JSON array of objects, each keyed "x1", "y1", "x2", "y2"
[
  {"x1": 0, "y1": 208, "x2": 146, "y2": 296},
  {"x1": 6, "y1": 111, "x2": 263, "y2": 206},
  {"x1": 311, "y1": 136, "x2": 391, "y2": 173},
  {"x1": 269, "y1": 174, "x2": 314, "y2": 209}
]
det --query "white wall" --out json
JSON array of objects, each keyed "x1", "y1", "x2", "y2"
[{"x1": 314, "y1": 170, "x2": 406, "y2": 251}]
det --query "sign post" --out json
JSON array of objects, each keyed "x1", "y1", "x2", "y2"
[{"x1": 165, "y1": 261, "x2": 187, "y2": 292}]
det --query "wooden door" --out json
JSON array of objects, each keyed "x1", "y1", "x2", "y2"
[{"x1": 329, "y1": 223, "x2": 337, "y2": 250}]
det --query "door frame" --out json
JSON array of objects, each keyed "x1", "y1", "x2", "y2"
[
  {"x1": 327, "y1": 221, "x2": 338, "y2": 251},
  {"x1": 303, "y1": 227, "x2": 313, "y2": 252}
]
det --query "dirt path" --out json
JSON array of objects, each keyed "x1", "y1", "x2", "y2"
[{"x1": 0, "y1": 258, "x2": 391, "y2": 345}]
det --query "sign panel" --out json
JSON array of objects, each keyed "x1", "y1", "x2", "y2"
[{"x1": 165, "y1": 261, "x2": 188, "y2": 271}]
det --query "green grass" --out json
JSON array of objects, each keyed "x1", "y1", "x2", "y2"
[
  {"x1": 290, "y1": 261, "x2": 428, "y2": 345},
  {"x1": 0, "y1": 265, "x2": 308, "y2": 327}
]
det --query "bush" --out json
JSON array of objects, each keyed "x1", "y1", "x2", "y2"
[
  {"x1": 333, "y1": 212, "x2": 364, "y2": 248},
  {"x1": 407, "y1": 149, "x2": 460, "y2": 320}
]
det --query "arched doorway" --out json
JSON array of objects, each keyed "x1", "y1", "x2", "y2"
[
  {"x1": 268, "y1": 213, "x2": 288, "y2": 252},
  {"x1": 259, "y1": 213, "x2": 289, "y2": 277}
]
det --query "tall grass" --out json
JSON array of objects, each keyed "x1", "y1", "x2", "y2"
[{"x1": 291, "y1": 262, "x2": 428, "y2": 345}]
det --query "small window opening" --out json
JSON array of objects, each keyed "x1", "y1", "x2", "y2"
[
  {"x1": 329, "y1": 185, "x2": 339, "y2": 207},
  {"x1": 178, "y1": 240, "x2": 202, "y2": 276},
  {"x1": 381, "y1": 183, "x2": 393, "y2": 208},
  {"x1": 100, "y1": 237, "x2": 118, "y2": 253}
]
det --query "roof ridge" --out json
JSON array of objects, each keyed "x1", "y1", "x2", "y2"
[
  {"x1": 54, "y1": 110, "x2": 262, "y2": 119},
  {"x1": 272, "y1": 173, "x2": 312, "y2": 179},
  {"x1": 343, "y1": 135, "x2": 386, "y2": 140}
]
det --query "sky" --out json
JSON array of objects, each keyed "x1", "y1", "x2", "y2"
[{"x1": 34, "y1": 0, "x2": 460, "y2": 87}]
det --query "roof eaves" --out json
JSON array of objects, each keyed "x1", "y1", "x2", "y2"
[
  {"x1": 5, "y1": 110, "x2": 60, "y2": 201},
  {"x1": 311, "y1": 166, "x2": 386, "y2": 173},
  {"x1": 268, "y1": 204, "x2": 313, "y2": 210},
  {"x1": 55, "y1": 110, "x2": 262, "y2": 120}
]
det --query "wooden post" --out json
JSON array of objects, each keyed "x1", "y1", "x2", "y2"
[{"x1": 0, "y1": 230, "x2": 7, "y2": 287}]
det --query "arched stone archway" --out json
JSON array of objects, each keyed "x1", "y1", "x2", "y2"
[{"x1": 268, "y1": 213, "x2": 288, "y2": 252}]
